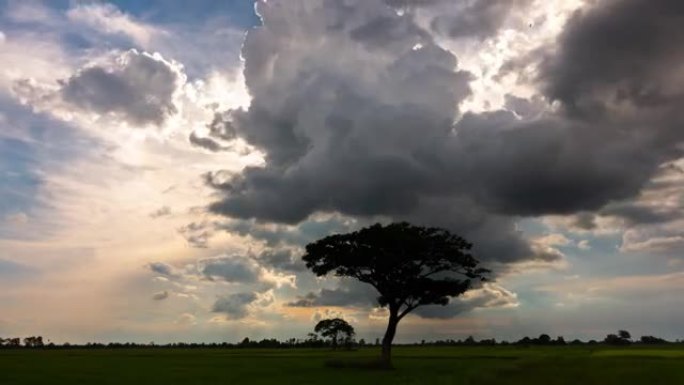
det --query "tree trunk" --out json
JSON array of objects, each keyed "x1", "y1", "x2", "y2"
[{"x1": 380, "y1": 310, "x2": 399, "y2": 368}]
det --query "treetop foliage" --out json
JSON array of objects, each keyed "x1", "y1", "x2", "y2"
[
  {"x1": 303, "y1": 222, "x2": 489, "y2": 317},
  {"x1": 314, "y1": 318, "x2": 355, "y2": 339}
]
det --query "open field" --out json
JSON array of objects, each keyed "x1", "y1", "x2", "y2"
[{"x1": 1, "y1": 346, "x2": 683, "y2": 384}]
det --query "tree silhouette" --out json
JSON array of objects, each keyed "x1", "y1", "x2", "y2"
[
  {"x1": 618, "y1": 330, "x2": 631, "y2": 341},
  {"x1": 604, "y1": 331, "x2": 631, "y2": 346},
  {"x1": 538, "y1": 334, "x2": 551, "y2": 345},
  {"x1": 303, "y1": 222, "x2": 488, "y2": 366},
  {"x1": 640, "y1": 335, "x2": 667, "y2": 344},
  {"x1": 23, "y1": 336, "x2": 44, "y2": 348},
  {"x1": 314, "y1": 318, "x2": 355, "y2": 349}
]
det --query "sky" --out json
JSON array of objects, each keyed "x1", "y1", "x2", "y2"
[{"x1": 0, "y1": 0, "x2": 683, "y2": 344}]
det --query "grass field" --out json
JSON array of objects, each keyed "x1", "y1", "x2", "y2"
[{"x1": 1, "y1": 345, "x2": 683, "y2": 384}]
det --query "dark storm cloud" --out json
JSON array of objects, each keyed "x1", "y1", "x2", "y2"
[
  {"x1": 443, "y1": 111, "x2": 661, "y2": 216},
  {"x1": 204, "y1": 0, "x2": 683, "y2": 270},
  {"x1": 395, "y1": 195, "x2": 561, "y2": 265},
  {"x1": 204, "y1": 0, "x2": 544, "y2": 265},
  {"x1": 206, "y1": 0, "x2": 472, "y2": 223},
  {"x1": 569, "y1": 212, "x2": 598, "y2": 231},
  {"x1": 456, "y1": 2, "x2": 684, "y2": 218},
  {"x1": 59, "y1": 50, "x2": 183, "y2": 126},
  {"x1": 541, "y1": 0, "x2": 684, "y2": 121},
  {"x1": 211, "y1": 292, "x2": 257, "y2": 319},
  {"x1": 601, "y1": 202, "x2": 682, "y2": 226},
  {"x1": 529, "y1": 0, "x2": 684, "y2": 213}
]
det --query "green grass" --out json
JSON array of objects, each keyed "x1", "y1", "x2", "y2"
[{"x1": 1, "y1": 346, "x2": 683, "y2": 384}]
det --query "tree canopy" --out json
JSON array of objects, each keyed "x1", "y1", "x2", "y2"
[
  {"x1": 303, "y1": 222, "x2": 488, "y2": 366},
  {"x1": 314, "y1": 318, "x2": 355, "y2": 348}
]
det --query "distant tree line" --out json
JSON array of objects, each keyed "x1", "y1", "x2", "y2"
[
  {"x1": 0, "y1": 330, "x2": 677, "y2": 349},
  {"x1": 417, "y1": 331, "x2": 671, "y2": 347},
  {"x1": 0, "y1": 336, "x2": 44, "y2": 348}
]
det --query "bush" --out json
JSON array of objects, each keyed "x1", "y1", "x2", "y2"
[
  {"x1": 604, "y1": 334, "x2": 630, "y2": 345},
  {"x1": 640, "y1": 336, "x2": 667, "y2": 344}
]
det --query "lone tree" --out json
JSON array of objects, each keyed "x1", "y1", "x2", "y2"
[
  {"x1": 303, "y1": 222, "x2": 488, "y2": 366},
  {"x1": 618, "y1": 330, "x2": 631, "y2": 341},
  {"x1": 314, "y1": 318, "x2": 355, "y2": 349}
]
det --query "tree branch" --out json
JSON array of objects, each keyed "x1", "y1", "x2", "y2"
[{"x1": 398, "y1": 304, "x2": 419, "y2": 320}]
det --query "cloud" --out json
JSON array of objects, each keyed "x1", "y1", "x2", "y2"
[
  {"x1": 615, "y1": 163, "x2": 684, "y2": 257},
  {"x1": 291, "y1": 279, "x2": 519, "y2": 320},
  {"x1": 152, "y1": 290, "x2": 169, "y2": 301},
  {"x1": 601, "y1": 202, "x2": 680, "y2": 226},
  {"x1": 177, "y1": 222, "x2": 212, "y2": 248},
  {"x1": 66, "y1": 3, "x2": 165, "y2": 48},
  {"x1": 14, "y1": 49, "x2": 185, "y2": 127},
  {"x1": 203, "y1": 0, "x2": 544, "y2": 266},
  {"x1": 189, "y1": 131, "x2": 228, "y2": 152},
  {"x1": 199, "y1": 256, "x2": 261, "y2": 284},
  {"x1": 61, "y1": 50, "x2": 183, "y2": 125},
  {"x1": 287, "y1": 280, "x2": 379, "y2": 308},
  {"x1": 534, "y1": 233, "x2": 571, "y2": 247},
  {"x1": 439, "y1": 111, "x2": 661, "y2": 217},
  {"x1": 174, "y1": 216, "x2": 356, "y2": 250},
  {"x1": 198, "y1": 255, "x2": 297, "y2": 291},
  {"x1": 540, "y1": 271, "x2": 684, "y2": 301},
  {"x1": 215, "y1": 216, "x2": 356, "y2": 247},
  {"x1": 622, "y1": 235, "x2": 684, "y2": 254},
  {"x1": 188, "y1": 111, "x2": 240, "y2": 152},
  {"x1": 577, "y1": 240, "x2": 590, "y2": 250},
  {"x1": 427, "y1": 0, "x2": 534, "y2": 40},
  {"x1": 541, "y1": 0, "x2": 684, "y2": 119},
  {"x1": 413, "y1": 283, "x2": 519, "y2": 319},
  {"x1": 311, "y1": 308, "x2": 357, "y2": 323},
  {"x1": 368, "y1": 307, "x2": 389, "y2": 320},
  {"x1": 149, "y1": 206, "x2": 172, "y2": 219},
  {"x1": 147, "y1": 262, "x2": 180, "y2": 278},
  {"x1": 211, "y1": 292, "x2": 258, "y2": 320},
  {"x1": 0, "y1": 28, "x2": 73, "y2": 91},
  {"x1": 175, "y1": 312, "x2": 197, "y2": 326},
  {"x1": 201, "y1": 0, "x2": 683, "y2": 272},
  {"x1": 255, "y1": 249, "x2": 305, "y2": 272},
  {"x1": 545, "y1": 160, "x2": 684, "y2": 256}
]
